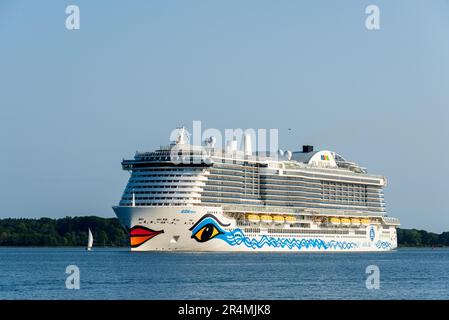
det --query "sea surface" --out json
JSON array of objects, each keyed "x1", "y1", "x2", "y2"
[{"x1": 0, "y1": 247, "x2": 448, "y2": 300}]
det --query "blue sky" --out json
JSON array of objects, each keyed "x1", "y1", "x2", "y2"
[{"x1": 0, "y1": 1, "x2": 448, "y2": 232}]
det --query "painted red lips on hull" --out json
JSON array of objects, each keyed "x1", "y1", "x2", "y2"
[{"x1": 129, "y1": 226, "x2": 164, "y2": 248}]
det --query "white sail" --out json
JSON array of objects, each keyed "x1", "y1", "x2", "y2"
[{"x1": 87, "y1": 228, "x2": 93, "y2": 250}]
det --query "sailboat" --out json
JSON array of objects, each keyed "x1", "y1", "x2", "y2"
[{"x1": 86, "y1": 228, "x2": 93, "y2": 251}]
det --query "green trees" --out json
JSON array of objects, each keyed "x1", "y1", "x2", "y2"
[
  {"x1": 396, "y1": 228, "x2": 449, "y2": 247},
  {"x1": 0, "y1": 217, "x2": 129, "y2": 247}
]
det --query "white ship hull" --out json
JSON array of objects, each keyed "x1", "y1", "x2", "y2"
[{"x1": 113, "y1": 206, "x2": 397, "y2": 252}]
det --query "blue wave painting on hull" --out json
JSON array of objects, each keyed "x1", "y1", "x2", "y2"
[
  {"x1": 375, "y1": 240, "x2": 392, "y2": 249},
  {"x1": 189, "y1": 214, "x2": 358, "y2": 250},
  {"x1": 219, "y1": 229, "x2": 357, "y2": 250}
]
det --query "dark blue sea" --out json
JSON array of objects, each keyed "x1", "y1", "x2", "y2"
[{"x1": 0, "y1": 247, "x2": 448, "y2": 299}]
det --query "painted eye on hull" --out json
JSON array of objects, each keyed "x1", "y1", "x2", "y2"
[
  {"x1": 191, "y1": 223, "x2": 223, "y2": 242},
  {"x1": 189, "y1": 214, "x2": 230, "y2": 243}
]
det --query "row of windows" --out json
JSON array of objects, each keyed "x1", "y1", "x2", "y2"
[
  {"x1": 260, "y1": 189, "x2": 377, "y2": 201},
  {"x1": 136, "y1": 151, "x2": 205, "y2": 162},
  {"x1": 202, "y1": 192, "x2": 261, "y2": 200},
  {"x1": 321, "y1": 196, "x2": 367, "y2": 203},
  {"x1": 125, "y1": 191, "x2": 196, "y2": 195},
  {"x1": 322, "y1": 180, "x2": 368, "y2": 187},
  {"x1": 122, "y1": 196, "x2": 199, "y2": 201},
  {"x1": 207, "y1": 176, "x2": 255, "y2": 183},
  {"x1": 127, "y1": 185, "x2": 197, "y2": 189},
  {"x1": 215, "y1": 160, "x2": 259, "y2": 167},
  {"x1": 260, "y1": 179, "x2": 381, "y2": 192},
  {"x1": 279, "y1": 170, "x2": 383, "y2": 185},
  {"x1": 203, "y1": 190, "x2": 378, "y2": 204},
  {"x1": 267, "y1": 229, "x2": 350, "y2": 235},
  {"x1": 207, "y1": 179, "x2": 383, "y2": 200},
  {"x1": 207, "y1": 180, "x2": 383, "y2": 198},
  {"x1": 201, "y1": 193, "x2": 384, "y2": 207},
  {"x1": 262, "y1": 198, "x2": 383, "y2": 208},
  {"x1": 261, "y1": 181, "x2": 382, "y2": 195},
  {"x1": 201, "y1": 199, "x2": 385, "y2": 212},
  {"x1": 213, "y1": 186, "x2": 384, "y2": 201},
  {"x1": 237, "y1": 221, "x2": 251, "y2": 227},
  {"x1": 210, "y1": 166, "x2": 258, "y2": 173},
  {"x1": 262, "y1": 173, "x2": 382, "y2": 186},
  {"x1": 129, "y1": 179, "x2": 201, "y2": 184},
  {"x1": 122, "y1": 202, "x2": 188, "y2": 206},
  {"x1": 132, "y1": 174, "x2": 198, "y2": 178},
  {"x1": 133, "y1": 168, "x2": 200, "y2": 172},
  {"x1": 322, "y1": 181, "x2": 368, "y2": 200},
  {"x1": 262, "y1": 201, "x2": 384, "y2": 211},
  {"x1": 208, "y1": 170, "x2": 258, "y2": 178}
]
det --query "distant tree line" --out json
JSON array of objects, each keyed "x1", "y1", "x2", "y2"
[
  {"x1": 397, "y1": 228, "x2": 449, "y2": 247},
  {"x1": 0, "y1": 217, "x2": 129, "y2": 247},
  {"x1": 0, "y1": 217, "x2": 448, "y2": 247}
]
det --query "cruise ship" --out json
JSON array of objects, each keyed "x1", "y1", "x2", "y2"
[{"x1": 113, "y1": 128, "x2": 399, "y2": 252}]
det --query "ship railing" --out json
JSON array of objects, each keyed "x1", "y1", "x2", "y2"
[
  {"x1": 221, "y1": 204, "x2": 386, "y2": 218},
  {"x1": 222, "y1": 204, "x2": 300, "y2": 214},
  {"x1": 382, "y1": 216, "x2": 400, "y2": 225}
]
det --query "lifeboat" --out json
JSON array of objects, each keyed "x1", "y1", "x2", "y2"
[
  {"x1": 247, "y1": 214, "x2": 260, "y2": 223},
  {"x1": 260, "y1": 215, "x2": 273, "y2": 223},
  {"x1": 272, "y1": 216, "x2": 285, "y2": 224},
  {"x1": 330, "y1": 217, "x2": 341, "y2": 225},
  {"x1": 351, "y1": 218, "x2": 361, "y2": 226},
  {"x1": 361, "y1": 218, "x2": 370, "y2": 225},
  {"x1": 284, "y1": 216, "x2": 296, "y2": 223},
  {"x1": 341, "y1": 218, "x2": 351, "y2": 226}
]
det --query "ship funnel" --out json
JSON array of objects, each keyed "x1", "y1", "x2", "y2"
[
  {"x1": 226, "y1": 138, "x2": 238, "y2": 154},
  {"x1": 243, "y1": 133, "x2": 252, "y2": 156},
  {"x1": 302, "y1": 145, "x2": 313, "y2": 153}
]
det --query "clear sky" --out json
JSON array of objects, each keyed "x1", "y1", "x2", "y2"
[{"x1": 1, "y1": 1, "x2": 448, "y2": 232}]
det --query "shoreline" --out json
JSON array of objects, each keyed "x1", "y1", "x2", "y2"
[{"x1": 1, "y1": 216, "x2": 448, "y2": 248}]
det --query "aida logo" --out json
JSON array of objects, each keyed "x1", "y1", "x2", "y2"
[
  {"x1": 321, "y1": 154, "x2": 330, "y2": 160},
  {"x1": 370, "y1": 227, "x2": 375, "y2": 241},
  {"x1": 180, "y1": 209, "x2": 196, "y2": 214}
]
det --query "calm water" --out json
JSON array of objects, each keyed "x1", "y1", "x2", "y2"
[{"x1": 0, "y1": 247, "x2": 448, "y2": 299}]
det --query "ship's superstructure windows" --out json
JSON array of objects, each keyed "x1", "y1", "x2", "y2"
[
  {"x1": 200, "y1": 159, "x2": 385, "y2": 213},
  {"x1": 119, "y1": 148, "x2": 210, "y2": 206},
  {"x1": 119, "y1": 143, "x2": 387, "y2": 214}
]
